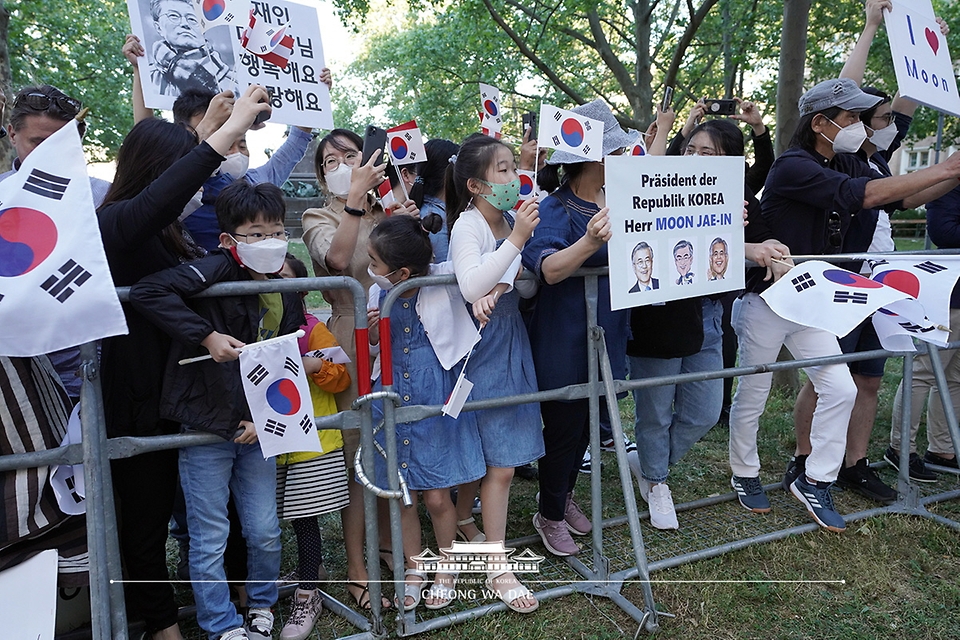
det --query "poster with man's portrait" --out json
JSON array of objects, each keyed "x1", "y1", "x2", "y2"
[{"x1": 127, "y1": 0, "x2": 334, "y2": 129}]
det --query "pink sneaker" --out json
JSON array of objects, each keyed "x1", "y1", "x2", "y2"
[
  {"x1": 563, "y1": 493, "x2": 592, "y2": 535},
  {"x1": 533, "y1": 512, "x2": 580, "y2": 556}
]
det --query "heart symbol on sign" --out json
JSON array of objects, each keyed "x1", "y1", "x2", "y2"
[{"x1": 925, "y1": 27, "x2": 940, "y2": 55}]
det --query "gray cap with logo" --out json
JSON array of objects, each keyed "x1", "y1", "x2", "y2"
[{"x1": 798, "y1": 78, "x2": 883, "y2": 117}]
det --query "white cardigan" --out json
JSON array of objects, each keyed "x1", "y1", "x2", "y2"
[{"x1": 449, "y1": 207, "x2": 537, "y2": 303}]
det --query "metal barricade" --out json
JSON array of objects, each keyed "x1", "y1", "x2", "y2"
[{"x1": 4, "y1": 254, "x2": 960, "y2": 638}]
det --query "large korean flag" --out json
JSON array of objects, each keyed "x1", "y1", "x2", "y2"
[
  {"x1": 239, "y1": 334, "x2": 322, "y2": 459},
  {"x1": 538, "y1": 104, "x2": 604, "y2": 161},
  {"x1": 0, "y1": 120, "x2": 128, "y2": 357},
  {"x1": 195, "y1": 0, "x2": 243, "y2": 29},
  {"x1": 869, "y1": 255, "x2": 960, "y2": 349},
  {"x1": 761, "y1": 260, "x2": 911, "y2": 337}
]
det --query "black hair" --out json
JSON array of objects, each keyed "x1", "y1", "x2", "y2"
[
  {"x1": 215, "y1": 180, "x2": 286, "y2": 234},
  {"x1": 314, "y1": 128, "x2": 363, "y2": 189},
  {"x1": 673, "y1": 239, "x2": 693, "y2": 255},
  {"x1": 422, "y1": 138, "x2": 459, "y2": 198},
  {"x1": 859, "y1": 86, "x2": 893, "y2": 125},
  {"x1": 172, "y1": 88, "x2": 217, "y2": 125},
  {"x1": 536, "y1": 161, "x2": 587, "y2": 195},
  {"x1": 386, "y1": 162, "x2": 426, "y2": 207},
  {"x1": 683, "y1": 119, "x2": 745, "y2": 157},
  {"x1": 789, "y1": 105, "x2": 843, "y2": 151},
  {"x1": 101, "y1": 118, "x2": 200, "y2": 260},
  {"x1": 9, "y1": 84, "x2": 86, "y2": 137},
  {"x1": 445, "y1": 133, "x2": 510, "y2": 232},
  {"x1": 283, "y1": 252, "x2": 309, "y2": 279},
  {"x1": 368, "y1": 215, "x2": 435, "y2": 277}
]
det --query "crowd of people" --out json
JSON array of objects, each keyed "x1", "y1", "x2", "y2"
[{"x1": 3, "y1": 2, "x2": 960, "y2": 639}]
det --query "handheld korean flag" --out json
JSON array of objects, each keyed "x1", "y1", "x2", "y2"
[
  {"x1": 479, "y1": 83, "x2": 503, "y2": 138},
  {"x1": 387, "y1": 120, "x2": 427, "y2": 166},
  {"x1": 538, "y1": 103, "x2": 604, "y2": 161},
  {"x1": 376, "y1": 179, "x2": 398, "y2": 212},
  {"x1": 760, "y1": 260, "x2": 911, "y2": 337},
  {"x1": 869, "y1": 255, "x2": 960, "y2": 348},
  {"x1": 627, "y1": 137, "x2": 647, "y2": 156},
  {"x1": 239, "y1": 333, "x2": 323, "y2": 459},
  {"x1": 884, "y1": 0, "x2": 960, "y2": 116},
  {"x1": 517, "y1": 170, "x2": 538, "y2": 205},
  {"x1": 195, "y1": 0, "x2": 242, "y2": 29},
  {"x1": 0, "y1": 119, "x2": 128, "y2": 357},
  {"x1": 240, "y1": 10, "x2": 295, "y2": 69}
]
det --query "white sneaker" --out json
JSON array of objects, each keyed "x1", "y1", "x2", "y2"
[
  {"x1": 636, "y1": 475, "x2": 651, "y2": 503},
  {"x1": 245, "y1": 607, "x2": 274, "y2": 640},
  {"x1": 648, "y1": 483, "x2": 679, "y2": 530}
]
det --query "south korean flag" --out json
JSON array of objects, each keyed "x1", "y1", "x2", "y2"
[
  {"x1": 761, "y1": 260, "x2": 911, "y2": 337},
  {"x1": 538, "y1": 103, "x2": 604, "y2": 161},
  {"x1": 239, "y1": 333, "x2": 322, "y2": 459},
  {"x1": 194, "y1": 0, "x2": 243, "y2": 30},
  {"x1": 0, "y1": 119, "x2": 128, "y2": 356},
  {"x1": 869, "y1": 256, "x2": 960, "y2": 349},
  {"x1": 479, "y1": 83, "x2": 503, "y2": 138}
]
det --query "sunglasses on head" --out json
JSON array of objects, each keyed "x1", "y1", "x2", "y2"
[{"x1": 14, "y1": 92, "x2": 82, "y2": 116}]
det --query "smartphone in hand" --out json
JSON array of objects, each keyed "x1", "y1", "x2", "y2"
[
  {"x1": 522, "y1": 111, "x2": 538, "y2": 141},
  {"x1": 361, "y1": 125, "x2": 388, "y2": 167}
]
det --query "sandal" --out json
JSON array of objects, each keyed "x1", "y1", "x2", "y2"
[
  {"x1": 456, "y1": 517, "x2": 486, "y2": 543},
  {"x1": 486, "y1": 571, "x2": 539, "y2": 614},
  {"x1": 424, "y1": 572, "x2": 458, "y2": 610},
  {"x1": 379, "y1": 548, "x2": 394, "y2": 572},
  {"x1": 396, "y1": 568, "x2": 427, "y2": 612},
  {"x1": 346, "y1": 581, "x2": 391, "y2": 611}
]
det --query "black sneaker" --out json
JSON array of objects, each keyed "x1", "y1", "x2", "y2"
[
  {"x1": 515, "y1": 463, "x2": 539, "y2": 480},
  {"x1": 176, "y1": 541, "x2": 190, "y2": 582},
  {"x1": 782, "y1": 454, "x2": 807, "y2": 492},
  {"x1": 884, "y1": 447, "x2": 937, "y2": 483},
  {"x1": 836, "y1": 458, "x2": 896, "y2": 504},
  {"x1": 731, "y1": 475, "x2": 771, "y2": 513},
  {"x1": 923, "y1": 451, "x2": 959, "y2": 469}
]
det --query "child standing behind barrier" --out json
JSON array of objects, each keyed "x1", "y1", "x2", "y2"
[
  {"x1": 275, "y1": 254, "x2": 352, "y2": 640},
  {"x1": 131, "y1": 181, "x2": 301, "y2": 640},
  {"x1": 366, "y1": 215, "x2": 486, "y2": 612},
  {"x1": 446, "y1": 134, "x2": 545, "y2": 614}
]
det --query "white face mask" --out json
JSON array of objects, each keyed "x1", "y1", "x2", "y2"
[
  {"x1": 233, "y1": 237, "x2": 288, "y2": 274},
  {"x1": 325, "y1": 162, "x2": 353, "y2": 198},
  {"x1": 220, "y1": 152, "x2": 249, "y2": 178},
  {"x1": 178, "y1": 190, "x2": 203, "y2": 221},
  {"x1": 367, "y1": 266, "x2": 398, "y2": 290},
  {"x1": 824, "y1": 118, "x2": 867, "y2": 154},
  {"x1": 868, "y1": 122, "x2": 898, "y2": 151}
]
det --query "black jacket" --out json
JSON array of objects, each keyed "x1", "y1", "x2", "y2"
[{"x1": 130, "y1": 249, "x2": 304, "y2": 439}]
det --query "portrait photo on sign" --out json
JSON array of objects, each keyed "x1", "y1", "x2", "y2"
[
  {"x1": 629, "y1": 240, "x2": 659, "y2": 293},
  {"x1": 706, "y1": 234, "x2": 731, "y2": 281},
  {"x1": 671, "y1": 238, "x2": 695, "y2": 286},
  {"x1": 129, "y1": 0, "x2": 237, "y2": 108}
]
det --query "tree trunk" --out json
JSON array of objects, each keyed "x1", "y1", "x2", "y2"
[
  {"x1": 0, "y1": 0, "x2": 15, "y2": 171},
  {"x1": 633, "y1": 0, "x2": 654, "y2": 125},
  {"x1": 774, "y1": 0, "x2": 812, "y2": 156}
]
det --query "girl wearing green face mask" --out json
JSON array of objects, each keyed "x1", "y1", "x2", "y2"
[{"x1": 441, "y1": 134, "x2": 544, "y2": 614}]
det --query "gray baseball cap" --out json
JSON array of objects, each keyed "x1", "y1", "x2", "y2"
[{"x1": 798, "y1": 78, "x2": 883, "y2": 117}]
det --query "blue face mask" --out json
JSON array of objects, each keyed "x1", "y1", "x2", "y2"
[{"x1": 479, "y1": 178, "x2": 521, "y2": 211}]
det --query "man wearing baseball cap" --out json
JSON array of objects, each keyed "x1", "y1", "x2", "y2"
[{"x1": 726, "y1": 78, "x2": 960, "y2": 532}]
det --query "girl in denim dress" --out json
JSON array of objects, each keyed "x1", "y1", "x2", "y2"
[
  {"x1": 445, "y1": 135, "x2": 546, "y2": 614},
  {"x1": 367, "y1": 215, "x2": 486, "y2": 612}
]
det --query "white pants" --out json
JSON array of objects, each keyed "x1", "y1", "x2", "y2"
[{"x1": 728, "y1": 293, "x2": 857, "y2": 483}]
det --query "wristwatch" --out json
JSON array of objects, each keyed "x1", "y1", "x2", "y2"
[{"x1": 344, "y1": 205, "x2": 365, "y2": 217}]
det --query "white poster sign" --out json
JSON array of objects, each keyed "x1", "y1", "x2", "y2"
[
  {"x1": 605, "y1": 155, "x2": 745, "y2": 311},
  {"x1": 0, "y1": 550, "x2": 58, "y2": 640},
  {"x1": 885, "y1": 0, "x2": 960, "y2": 116},
  {"x1": 128, "y1": 0, "x2": 333, "y2": 128}
]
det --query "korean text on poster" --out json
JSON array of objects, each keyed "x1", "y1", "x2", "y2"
[{"x1": 605, "y1": 155, "x2": 745, "y2": 311}]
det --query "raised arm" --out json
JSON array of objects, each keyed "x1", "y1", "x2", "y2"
[
  {"x1": 840, "y1": 0, "x2": 891, "y2": 84},
  {"x1": 123, "y1": 34, "x2": 153, "y2": 124}
]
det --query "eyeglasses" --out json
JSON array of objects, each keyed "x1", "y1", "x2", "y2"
[
  {"x1": 322, "y1": 151, "x2": 360, "y2": 173},
  {"x1": 872, "y1": 113, "x2": 895, "y2": 126},
  {"x1": 827, "y1": 212, "x2": 842, "y2": 250},
  {"x1": 232, "y1": 230, "x2": 290, "y2": 243},
  {"x1": 159, "y1": 11, "x2": 200, "y2": 27},
  {"x1": 13, "y1": 92, "x2": 81, "y2": 116}
]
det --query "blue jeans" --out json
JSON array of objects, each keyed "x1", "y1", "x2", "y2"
[
  {"x1": 179, "y1": 438, "x2": 281, "y2": 639},
  {"x1": 630, "y1": 299, "x2": 723, "y2": 482}
]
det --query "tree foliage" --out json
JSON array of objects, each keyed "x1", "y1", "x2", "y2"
[{"x1": 0, "y1": 0, "x2": 133, "y2": 162}]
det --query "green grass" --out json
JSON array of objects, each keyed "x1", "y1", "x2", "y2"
[
  {"x1": 287, "y1": 238, "x2": 331, "y2": 312},
  {"x1": 162, "y1": 354, "x2": 960, "y2": 639}
]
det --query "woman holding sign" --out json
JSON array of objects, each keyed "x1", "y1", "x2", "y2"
[{"x1": 521, "y1": 100, "x2": 639, "y2": 557}]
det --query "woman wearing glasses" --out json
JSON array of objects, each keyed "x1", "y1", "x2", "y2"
[
  {"x1": 300, "y1": 128, "x2": 418, "y2": 611},
  {"x1": 726, "y1": 76, "x2": 960, "y2": 535}
]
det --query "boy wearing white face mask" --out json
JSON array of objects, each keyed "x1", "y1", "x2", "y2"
[{"x1": 131, "y1": 180, "x2": 301, "y2": 640}]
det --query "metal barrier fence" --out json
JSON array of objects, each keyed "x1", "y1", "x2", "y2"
[{"x1": 2, "y1": 259, "x2": 960, "y2": 639}]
